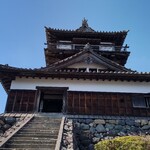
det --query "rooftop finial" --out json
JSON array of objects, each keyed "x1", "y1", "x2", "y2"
[
  {"x1": 83, "y1": 43, "x2": 91, "y2": 50},
  {"x1": 76, "y1": 18, "x2": 95, "y2": 32},
  {"x1": 82, "y1": 18, "x2": 88, "y2": 28}
]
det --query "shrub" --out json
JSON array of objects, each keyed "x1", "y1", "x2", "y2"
[{"x1": 95, "y1": 136, "x2": 150, "y2": 150}]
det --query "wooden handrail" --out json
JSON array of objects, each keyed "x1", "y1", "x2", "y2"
[
  {"x1": 55, "y1": 117, "x2": 65, "y2": 150},
  {"x1": 0, "y1": 113, "x2": 34, "y2": 147},
  {"x1": 47, "y1": 43, "x2": 129, "y2": 52}
]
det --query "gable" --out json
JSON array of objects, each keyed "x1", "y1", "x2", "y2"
[
  {"x1": 67, "y1": 61, "x2": 108, "y2": 70},
  {"x1": 47, "y1": 49, "x2": 131, "y2": 72}
]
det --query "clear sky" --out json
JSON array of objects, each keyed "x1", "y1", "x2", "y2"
[{"x1": 0, "y1": 0, "x2": 150, "y2": 113}]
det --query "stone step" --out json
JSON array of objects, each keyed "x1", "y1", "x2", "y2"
[
  {"x1": 22, "y1": 126, "x2": 60, "y2": 130},
  {"x1": 20, "y1": 128, "x2": 59, "y2": 133},
  {"x1": 31, "y1": 119, "x2": 61, "y2": 122},
  {"x1": 12, "y1": 133, "x2": 58, "y2": 138},
  {"x1": 17, "y1": 130, "x2": 58, "y2": 134},
  {"x1": 32, "y1": 118, "x2": 61, "y2": 121},
  {"x1": 9, "y1": 137, "x2": 56, "y2": 141},
  {"x1": 1, "y1": 116, "x2": 62, "y2": 149},
  {"x1": 26, "y1": 122, "x2": 60, "y2": 127},
  {"x1": 27, "y1": 120, "x2": 61, "y2": 123},
  {"x1": 8, "y1": 139, "x2": 56, "y2": 144},
  {"x1": 26, "y1": 121, "x2": 60, "y2": 124},
  {"x1": 35, "y1": 113, "x2": 63, "y2": 118},
  {"x1": 27, "y1": 122, "x2": 60, "y2": 125},
  {"x1": 5, "y1": 143, "x2": 55, "y2": 148},
  {"x1": 23, "y1": 126, "x2": 60, "y2": 129},
  {"x1": 17, "y1": 129, "x2": 58, "y2": 133},
  {"x1": 17, "y1": 130, "x2": 58, "y2": 135}
]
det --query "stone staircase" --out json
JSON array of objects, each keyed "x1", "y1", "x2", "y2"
[{"x1": 0, "y1": 116, "x2": 62, "y2": 150}]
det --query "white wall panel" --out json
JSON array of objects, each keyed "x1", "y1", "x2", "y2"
[
  {"x1": 11, "y1": 77, "x2": 150, "y2": 93},
  {"x1": 68, "y1": 62, "x2": 107, "y2": 69}
]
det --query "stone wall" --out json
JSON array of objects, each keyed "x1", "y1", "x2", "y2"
[
  {"x1": 61, "y1": 116, "x2": 150, "y2": 150},
  {"x1": 73, "y1": 117, "x2": 150, "y2": 150},
  {"x1": 0, "y1": 116, "x2": 17, "y2": 136},
  {"x1": 61, "y1": 118, "x2": 79, "y2": 150}
]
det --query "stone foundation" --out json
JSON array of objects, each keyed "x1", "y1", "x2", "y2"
[
  {"x1": 61, "y1": 118, "x2": 79, "y2": 150},
  {"x1": 62, "y1": 116, "x2": 150, "y2": 150},
  {"x1": 0, "y1": 116, "x2": 17, "y2": 136}
]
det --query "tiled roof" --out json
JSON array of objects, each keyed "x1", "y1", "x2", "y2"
[
  {"x1": 46, "y1": 26, "x2": 128, "y2": 35},
  {"x1": 0, "y1": 47, "x2": 150, "y2": 92},
  {"x1": 45, "y1": 26, "x2": 129, "y2": 47},
  {"x1": 0, "y1": 63, "x2": 150, "y2": 76},
  {"x1": 0, "y1": 63, "x2": 150, "y2": 93}
]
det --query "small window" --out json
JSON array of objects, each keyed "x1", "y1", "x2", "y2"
[
  {"x1": 132, "y1": 95, "x2": 150, "y2": 108},
  {"x1": 145, "y1": 97, "x2": 150, "y2": 107},
  {"x1": 132, "y1": 95, "x2": 146, "y2": 108},
  {"x1": 75, "y1": 45, "x2": 84, "y2": 50},
  {"x1": 99, "y1": 45, "x2": 115, "y2": 51},
  {"x1": 57, "y1": 40, "x2": 72, "y2": 50},
  {"x1": 89, "y1": 68, "x2": 97, "y2": 72},
  {"x1": 57, "y1": 44, "x2": 72, "y2": 50},
  {"x1": 78, "y1": 68, "x2": 86, "y2": 72},
  {"x1": 91, "y1": 45, "x2": 99, "y2": 50}
]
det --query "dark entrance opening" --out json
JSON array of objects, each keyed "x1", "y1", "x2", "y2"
[
  {"x1": 37, "y1": 87, "x2": 68, "y2": 113},
  {"x1": 43, "y1": 94, "x2": 63, "y2": 112},
  {"x1": 39, "y1": 92, "x2": 63, "y2": 113}
]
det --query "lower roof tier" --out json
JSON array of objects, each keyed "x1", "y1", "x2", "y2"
[{"x1": 0, "y1": 64, "x2": 150, "y2": 93}]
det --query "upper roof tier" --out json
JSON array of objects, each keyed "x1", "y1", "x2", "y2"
[
  {"x1": 44, "y1": 19, "x2": 130, "y2": 66},
  {"x1": 45, "y1": 18, "x2": 129, "y2": 46}
]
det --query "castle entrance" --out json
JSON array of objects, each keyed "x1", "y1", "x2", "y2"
[
  {"x1": 37, "y1": 87, "x2": 68, "y2": 113},
  {"x1": 39, "y1": 93, "x2": 63, "y2": 112}
]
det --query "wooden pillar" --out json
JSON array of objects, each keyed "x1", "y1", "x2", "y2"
[
  {"x1": 26, "y1": 92, "x2": 30, "y2": 112},
  {"x1": 72, "y1": 92, "x2": 74, "y2": 114},
  {"x1": 12, "y1": 91, "x2": 17, "y2": 112},
  {"x1": 19, "y1": 91, "x2": 23, "y2": 112},
  {"x1": 35, "y1": 90, "x2": 41, "y2": 112}
]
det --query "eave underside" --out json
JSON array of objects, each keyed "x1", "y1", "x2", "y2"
[
  {"x1": 46, "y1": 28, "x2": 128, "y2": 46},
  {"x1": 0, "y1": 65, "x2": 150, "y2": 93},
  {"x1": 44, "y1": 49, "x2": 130, "y2": 66}
]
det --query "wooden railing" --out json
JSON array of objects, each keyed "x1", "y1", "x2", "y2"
[
  {"x1": 0, "y1": 113, "x2": 34, "y2": 147},
  {"x1": 48, "y1": 43, "x2": 129, "y2": 52},
  {"x1": 55, "y1": 117, "x2": 65, "y2": 150}
]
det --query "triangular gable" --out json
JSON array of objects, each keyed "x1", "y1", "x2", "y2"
[
  {"x1": 48, "y1": 49, "x2": 131, "y2": 72},
  {"x1": 68, "y1": 61, "x2": 107, "y2": 70}
]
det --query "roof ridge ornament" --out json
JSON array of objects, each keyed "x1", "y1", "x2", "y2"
[
  {"x1": 82, "y1": 18, "x2": 89, "y2": 28},
  {"x1": 83, "y1": 43, "x2": 91, "y2": 50},
  {"x1": 76, "y1": 18, "x2": 95, "y2": 32}
]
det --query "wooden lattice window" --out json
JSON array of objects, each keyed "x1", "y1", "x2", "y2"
[{"x1": 132, "y1": 95, "x2": 150, "y2": 108}]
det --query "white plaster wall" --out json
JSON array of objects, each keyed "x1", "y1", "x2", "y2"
[
  {"x1": 57, "y1": 44, "x2": 72, "y2": 50},
  {"x1": 68, "y1": 62, "x2": 107, "y2": 69},
  {"x1": 10, "y1": 77, "x2": 150, "y2": 94}
]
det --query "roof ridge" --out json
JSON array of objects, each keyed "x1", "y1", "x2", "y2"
[
  {"x1": 90, "y1": 51, "x2": 134, "y2": 72},
  {"x1": 42, "y1": 48, "x2": 133, "y2": 72},
  {"x1": 0, "y1": 64, "x2": 44, "y2": 71},
  {"x1": 46, "y1": 27, "x2": 129, "y2": 34}
]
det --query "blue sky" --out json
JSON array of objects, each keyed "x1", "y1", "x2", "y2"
[{"x1": 0, "y1": 0, "x2": 150, "y2": 113}]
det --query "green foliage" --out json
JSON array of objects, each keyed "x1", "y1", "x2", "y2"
[{"x1": 95, "y1": 136, "x2": 150, "y2": 150}]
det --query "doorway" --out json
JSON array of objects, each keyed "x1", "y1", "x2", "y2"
[
  {"x1": 37, "y1": 87, "x2": 68, "y2": 113},
  {"x1": 39, "y1": 93, "x2": 63, "y2": 112}
]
